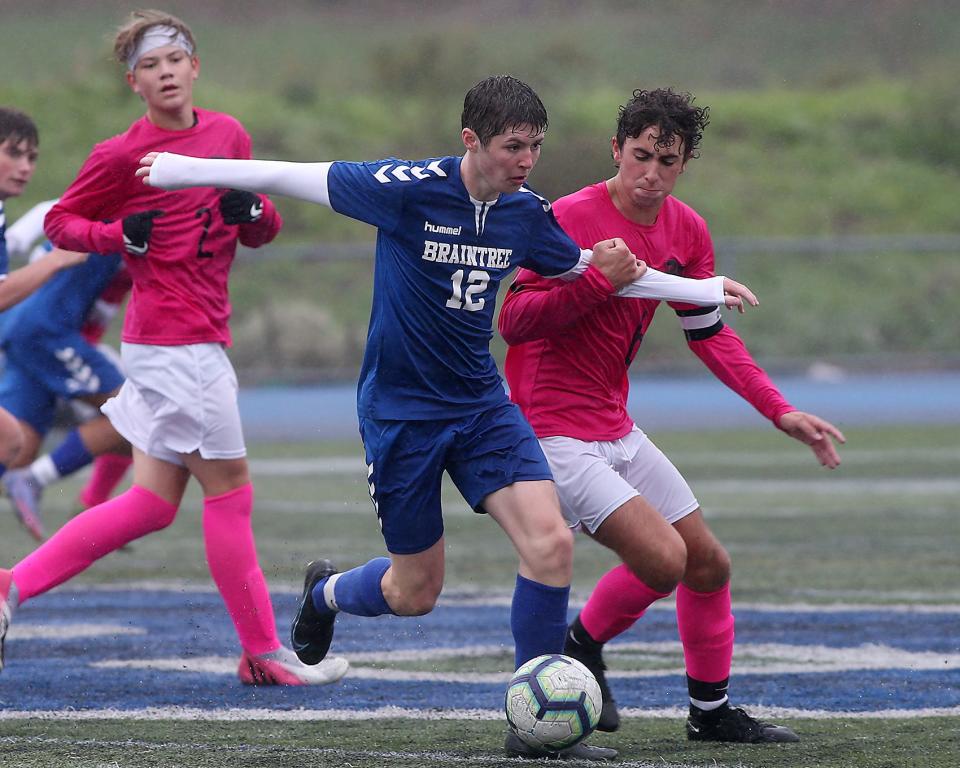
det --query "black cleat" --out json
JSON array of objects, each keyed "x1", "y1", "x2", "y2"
[
  {"x1": 504, "y1": 731, "x2": 618, "y2": 761},
  {"x1": 686, "y1": 703, "x2": 800, "y2": 743},
  {"x1": 290, "y1": 559, "x2": 338, "y2": 665},
  {"x1": 564, "y1": 620, "x2": 620, "y2": 732}
]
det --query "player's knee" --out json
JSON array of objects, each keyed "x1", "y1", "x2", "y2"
[
  {"x1": 0, "y1": 416, "x2": 24, "y2": 466},
  {"x1": 524, "y1": 523, "x2": 574, "y2": 582},
  {"x1": 686, "y1": 540, "x2": 731, "y2": 591},
  {"x1": 626, "y1": 535, "x2": 686, "y2": 594},
  {"x1": 391, "y1": 581, "x2": 442, "y2": 616}
]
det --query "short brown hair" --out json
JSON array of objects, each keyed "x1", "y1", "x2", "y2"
[
  {"x1": 0, "y1": 107, "x2": 38, "y2": 149},
  {"x1": 113, "y1": 9, "x2": 197, "y2": 67}
]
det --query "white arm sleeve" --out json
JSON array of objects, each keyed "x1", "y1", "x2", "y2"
[
  {"x1": 549, "y1": 248, "x2": 724, "y2": 306},
  {"x1": 5, "y1": 199, "x2": 58, "y2": 259},
  {"x1": 148, "y1": 153, "x2": 334, "y2": 207},
  {"x1": 615, "y1": 271, "x2": 724, "y2": 305}
]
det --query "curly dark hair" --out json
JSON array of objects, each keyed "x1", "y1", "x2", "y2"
[
  {"x1": 461, "y1": 76, "x2": 548, "y2": 146},
  {"x1": 615, "y1": 88, "x2": 709, "y2": 161}
]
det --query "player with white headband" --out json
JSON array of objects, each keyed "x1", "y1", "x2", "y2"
[{"x1": 0, "y1": 9, "x2": 349, "y2": 688}]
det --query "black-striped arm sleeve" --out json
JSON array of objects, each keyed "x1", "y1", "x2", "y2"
[{"x1": 676, "y1": 305, "x2": 724, "y2": 341}]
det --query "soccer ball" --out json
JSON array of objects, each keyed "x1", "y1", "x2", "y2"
[{"x1": 504, "y1": 653, "x2": 602, "y2": 751}]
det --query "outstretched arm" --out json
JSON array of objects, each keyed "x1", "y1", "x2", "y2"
[
  {"x1": 559, "y1": 239, "x2": 759, "y2": 309},
  {"x1": 0, "y1": 248, "x2": 88, "y2": 311},
  {"x1": 138, "y1": 152, "x2": 334, "y2": 207}
]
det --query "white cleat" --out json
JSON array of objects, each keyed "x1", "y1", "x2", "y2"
[{"x1": 238, "y1": 648, "x2": 349, "y2": 686}]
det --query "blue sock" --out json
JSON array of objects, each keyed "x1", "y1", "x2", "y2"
[
  {"x1": 312, "y1": 557, "x2": 394, "y2": 617},
  {"x1": 511, "y1": 573, "x2": 570, "y2": 670},
  {"x1": 50, "y1": 429, "x2": 94, "y2": 476}
]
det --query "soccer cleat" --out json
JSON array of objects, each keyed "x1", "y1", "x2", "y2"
[
  {"x1": 504, "y1": 731, "x2": 618, "y2": 761},
  {"x1": 290, "y1": 559, "x2": 338, "y2": 665},
  {"x1": 686, "y1": 703, "x2": 800, "y2": 743},
  {"x1": 0, "y1": 569, "x2": 16, "y2": 673},
  {"x1": 564, "y1": 621, "x2": 620, "y2": 732},
  {"x1": 3, "y1": 468, "x2": 45, "y2": 541},
  {"x1": 237, "y1": 649, "x2": 349, "y2": 686}
]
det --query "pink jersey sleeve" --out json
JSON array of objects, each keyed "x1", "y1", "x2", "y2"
[
  {"x1": 44, "y1": 144, "x2": 127, "y2": 255},
  {"x1": 687, "y1": 311, "x2": 795, "y2": 426},
  {"x1": 498, "y1": 265, "x2": 615, "y2": 344}
]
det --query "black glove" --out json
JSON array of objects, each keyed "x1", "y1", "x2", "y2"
[
  {"x1": 219, "y1": 189, "x2": 263, "y2": 225},
  {"x1": 122, "y1": 209, "x2": 165, "y2": 257}
]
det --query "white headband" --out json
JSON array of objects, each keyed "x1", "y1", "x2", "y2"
[{"x1": 127, "y1": 25, "x2": 194, "y2": 71}]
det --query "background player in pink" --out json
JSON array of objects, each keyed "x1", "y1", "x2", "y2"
[
  {"x1": 499, "y1": 88, "x2": 845, "y2": 743},
  {"x1": 0, "y1": 10, "x2": 348, "y2": 687}
]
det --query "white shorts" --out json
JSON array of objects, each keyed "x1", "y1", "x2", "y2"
[
  {"x1": 102, "y1": 343, "x2": 246, "y2": 466},
  {"x1": 539, "y1": 425, "x2": 699, "y2": 533}
]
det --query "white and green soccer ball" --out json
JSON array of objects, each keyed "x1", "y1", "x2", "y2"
[{"x1": 504, "y1": 653, "x2": 602, "y2": 751}]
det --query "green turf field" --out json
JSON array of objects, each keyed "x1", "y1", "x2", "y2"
[
  {"x1": 2, "y1": 717, "x2": 958, "y2": 768},
  {"x1": 3, "y1": 423, "x2": 956, "y2": 601},
  {"x1": 0, "y1": 423, "x2": 958, "y2": 767}
]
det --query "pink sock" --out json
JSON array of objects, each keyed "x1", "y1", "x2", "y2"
[
  {"x1": 580, "y1": 563, "x2": 672, "y2": 643},
  {"x1": 202, "y1": 483, "x2": 279, "y2": 656},
  {"x1": 676, "y1": 582, "x2": 735, "y2": 683},
  {"x1": 12, "y1": 485, "x2": 177, "y2": 603},
  {"x1": 78, "y1": 454, "x2": 133, "y2": 508}
]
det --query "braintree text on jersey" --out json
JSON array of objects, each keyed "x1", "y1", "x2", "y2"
[{"x1": 421, "y1": 240, "x2": 513, "y2": 269}]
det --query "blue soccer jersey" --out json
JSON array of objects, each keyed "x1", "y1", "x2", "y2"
[
  {"x1": 0, "y1": 245, "x2": 124, "y2": 344},
  {"x1": 0, "y1": 201, "x2": 8, "y2": 278},
  {"x1": 327, "y1": 156, "x2": 581, "y2": 420}
]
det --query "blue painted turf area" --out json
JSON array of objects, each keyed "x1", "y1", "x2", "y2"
[{"x1": 1, "y1": 589, "x2": 957, "y2": 714}]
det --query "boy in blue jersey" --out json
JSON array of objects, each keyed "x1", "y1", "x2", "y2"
[
  {"x1": 0, "y1": 108, "x2": 89, "y2": 496},
  {"x1": 138, "y1": 76, "x2": 755, "y2": 761},
  {"x1": 0, "y1": 232, "x2": 130, "y2": 541}
]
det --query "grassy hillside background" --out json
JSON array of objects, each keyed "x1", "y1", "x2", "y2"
[{"x1": 1, "y1": 0, "x2": 958, "y2": 379}]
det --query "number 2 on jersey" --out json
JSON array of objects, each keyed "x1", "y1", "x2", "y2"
[{"x1": 446, "y1": 269, "x2": 489, "y2": 311}]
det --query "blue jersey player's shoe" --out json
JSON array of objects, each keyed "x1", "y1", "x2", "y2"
[
  {"x1": 686, "y1": 703, "x2": 800, "y2": 743},
  {"x1": 504, "y1": 731, "x2": 618, "y2": 761},
  {"x1": 3, "y1": 468, "x2": 45, "y2": 542},
  {"x1": 290, "y1": 559, "x2": 338, "y2": 665}
]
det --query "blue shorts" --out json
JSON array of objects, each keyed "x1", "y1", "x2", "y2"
[
  {"x1": 0, "y1": 334, "x2": 124, "y2": 435},
  {"x1": 359, "y1": 400, "x2": 553, "y2": 555}
]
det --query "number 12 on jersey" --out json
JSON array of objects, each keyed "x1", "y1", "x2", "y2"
[{"x1": 445, "y1": 269, "x2": 489, "y2": 311}]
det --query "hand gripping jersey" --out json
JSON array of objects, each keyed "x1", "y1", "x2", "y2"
[
  {"x1": 500, "y1": 182, "x2": 793, "y2": 441},
  {"x1": 326, "y1": 156, "x2": 582, "y2": 420},
  {"x1": 44, "y1": 109, "x2": 281, "y2": 346}
]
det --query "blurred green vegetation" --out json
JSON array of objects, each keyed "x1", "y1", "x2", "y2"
[{"x1": 1, "y1": 1, "x2": 958, "y2": 377}]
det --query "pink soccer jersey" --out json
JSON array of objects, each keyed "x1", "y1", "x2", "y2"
[
  {"x1": 45, "y1": 108, "x2": 281, "y2": 346},
  {"x1": 500, "y1": 182, "x2": 793, "y2": 441}
]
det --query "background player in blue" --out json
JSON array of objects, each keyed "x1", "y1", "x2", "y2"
[
  {"x1": 0, "y1": 108, "x2": 88, "y2": 493},
  {"x1": 0, "y1": 239, "x2": 129, "y2": 541},
  {"x1": 139, "y1": 75, "x2": 754, "y2": 761}
]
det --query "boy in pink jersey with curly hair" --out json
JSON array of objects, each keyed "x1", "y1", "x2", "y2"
[
  {"x1": 0, "y1": 9, "x2": 348, "y2": 687},
  {"x1": 500, "y1": 87, "x2": 844, "y2": 744}
]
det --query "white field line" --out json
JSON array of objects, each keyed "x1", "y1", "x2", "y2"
[
  {"x1": 5, "y1": 623, "x2": 145, "y2": 640},
  {"x1": 247, "y1": 455, "x2": 960, "y2": 496},
  {"x1": 71, "y1": 581, "x2": 960, "y2": 610},
  {"x1": 88, "y1": 641, "x2": 960, "y2": 682},
  {"x1": 248, "y1": 448, "x2": 960, "y2": 475},
  {"x1": 1, "y1": 704, "x2": 958, "y2": 722}
]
